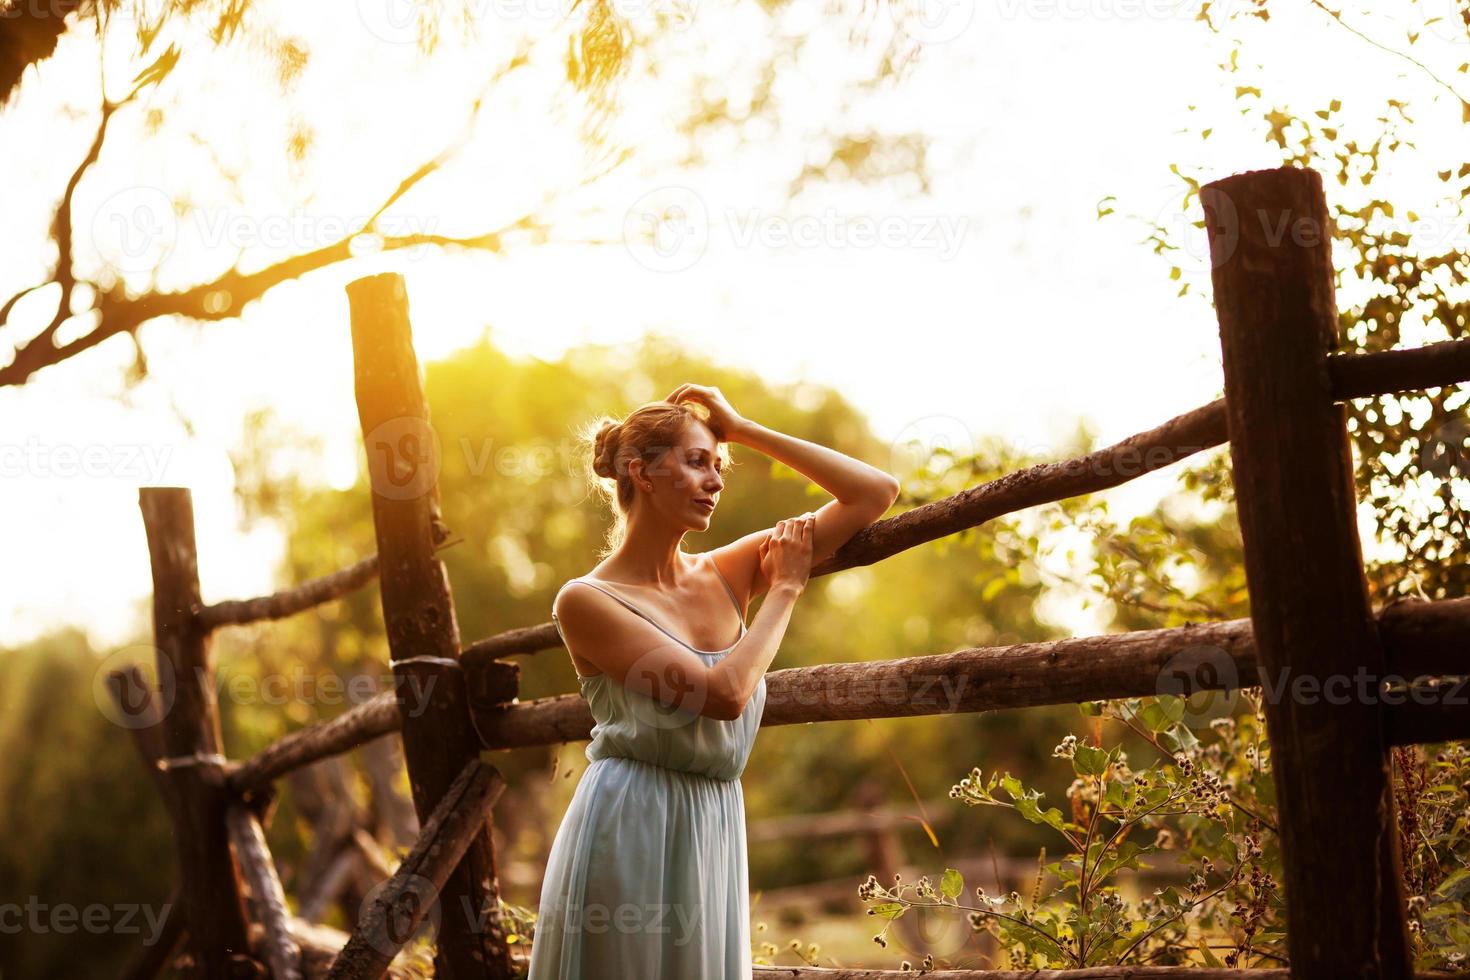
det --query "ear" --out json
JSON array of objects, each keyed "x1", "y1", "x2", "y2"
[{"x1": 627, "y1": 457, "x2": 649, "y2": 491}]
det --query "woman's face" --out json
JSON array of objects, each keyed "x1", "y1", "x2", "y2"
[{"x1": 633, "y1": 421, "x2": 725, "y2": 531}]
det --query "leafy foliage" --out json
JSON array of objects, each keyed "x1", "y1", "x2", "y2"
[{"x1": 861, "y1": 686, "x2": 1470, "y2": 972}]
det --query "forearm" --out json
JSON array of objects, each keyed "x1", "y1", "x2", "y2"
[
  {"x1": 733, "y1": 420, "x2": 898, "y2": 504},
  {"x1": 711, "y1": 583, "x2": 803, "y2": 714}
]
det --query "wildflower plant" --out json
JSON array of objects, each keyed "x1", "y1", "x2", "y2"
[
  {"x1": 860, "y1": 685, "x2": 1470, "y2": 971},
  {"x1": 859, "y1": 692, "x2": 1284, "y2": 969}
]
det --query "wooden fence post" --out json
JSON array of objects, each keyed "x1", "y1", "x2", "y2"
[
  {"x1": 1201, "y1": 166, "x2": 1412, "y2": 977},
  {"x1": 138, "y1": 487, "x2": 253, "y2": 977},
  {"x1": 346, "y1": 272, "x2": 515, "y2": 979}
]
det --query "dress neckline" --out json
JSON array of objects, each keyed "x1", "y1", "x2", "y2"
[{"x1": 558, "y1": 553, "x2": 747, "y2": 670}]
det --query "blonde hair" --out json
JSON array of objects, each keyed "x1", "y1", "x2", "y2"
[{"x1": 579, "y1": 399, "x2": 735, "y2": 557}]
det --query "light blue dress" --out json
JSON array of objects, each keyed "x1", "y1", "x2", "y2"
[{"x1": 527, "y1": 556, "x2": 767, "y2": 980}]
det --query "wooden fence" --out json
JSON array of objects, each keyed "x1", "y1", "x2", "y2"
[{"x1": 113, "y1": 166, "x2": 1470, "y2": 979}]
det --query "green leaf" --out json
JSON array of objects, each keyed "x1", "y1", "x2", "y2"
[
  {"x1": 940, "y1": 868, "x2": 964, "y2": 901},
  {"x1": 1095, "y1": 841, "x2": 1155, "y2": 881},
  {"x1": 870, "y1": 901, "x2": 905, "y2": 920},
  {"x1": 1074, "y1": 744, "x2": 1109, "y2": 777},
  {"x1": 1140, "y1": 697, "x2": 1183, "y2": 733}
]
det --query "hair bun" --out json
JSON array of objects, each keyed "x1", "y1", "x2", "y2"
[{"x1": 592, "y1": 421, "x2": 621, "y2": 479}]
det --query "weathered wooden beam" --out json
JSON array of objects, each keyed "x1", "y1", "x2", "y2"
[
  {"x1": 226, "y1": 803, "x2": 303, "y2": 980},
  {"x1": 468, "y1": 597, "x2": 1470, "y2": 750},
  {"x1": 347, "y1": 271, "x2": 512, "y2": 979},
  {"x1": 107, "y1": 664, "x2": 181, "y2": 821},
  {"x1": 218, "y1": 598, "x2": 1468, "y2": 791},
  {"x1": 226, "y1": 692, "x2": 401, "y2": 796},
  {"x1": 194, "y1": 531, "x2": 455, "y2": 630},
  {"x1": 258, "y1": 919, "x2": 420, "y2": 980},
  {"x1": 139, "y1": 487, "x2": 252, "y2": 977},
  {"x1": 1381, "y1": 599, "x2": 1470, "y2": 746},
  {"x1": 1328, "y1": 336, "x2": 1470, "y2": 401},
  {"x1": 198, "y1": 553, "x2": 385, "y2": 630},
  {"x1": 1203, "y1": 165, "x2": 1411, "y2": 977},
  {"x1": 1383, "y1": 695, "x2": 1470, "y2": 747},
  {"x1": 325, "y1": 761, "x2": 506, "y2": 980}
]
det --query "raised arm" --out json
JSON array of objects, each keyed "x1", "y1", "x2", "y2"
[{"x1": 671, "y1": 383, "x2": 900, "y2": 604}]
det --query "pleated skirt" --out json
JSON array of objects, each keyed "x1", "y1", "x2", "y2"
[{"x1": 526, "y1": 755, "x2": 753, "y2": 980}]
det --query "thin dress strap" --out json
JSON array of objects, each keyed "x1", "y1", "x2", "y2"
[{"x1": 554, "y1": 554, "x2": 746, "y2": 655}]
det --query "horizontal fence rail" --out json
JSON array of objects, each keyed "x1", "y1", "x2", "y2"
[
  {"x1": 228, "y1": 597, "x2": 1468, "y2": 793},
  {"x1": 195, "y1": 528, "x2": 455, "y2": 630},
  {"x1": 469, "y1": 597, "x2": 1469, "y2": 750}
]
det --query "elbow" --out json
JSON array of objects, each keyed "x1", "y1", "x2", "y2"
[
  {"x1": 706, "y1": 673, "x2": 747, "y2": 721},
  {"x1": 858, "y1": 475, "x2": 900, "y2": 516},
  {"x1": 711, "y1": 694, "x2": 750, "y2": 721},
  {"x1": 877, "y1": 474, "x2": 900, "y2": 508}
]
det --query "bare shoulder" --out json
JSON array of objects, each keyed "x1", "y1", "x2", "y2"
[{"x1": 552, "y1": 579, "x2": 613, "y2": 633}]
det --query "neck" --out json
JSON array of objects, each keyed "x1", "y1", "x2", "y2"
[{"x1": 605, "y1": 508, "x2": 693, "y2": 588}]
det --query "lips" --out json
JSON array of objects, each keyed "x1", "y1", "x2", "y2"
[{"x1": 694, "y1": 498, "x2": 715, "y2": 512}]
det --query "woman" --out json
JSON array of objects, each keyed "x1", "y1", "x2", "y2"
[{"x1": 526, "y1": 382, "x2": 900, "y2": 980}]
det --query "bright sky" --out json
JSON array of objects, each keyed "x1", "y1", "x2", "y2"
[{"x1": 2, "y1": 0, "x2": 1465, "y2": 649}]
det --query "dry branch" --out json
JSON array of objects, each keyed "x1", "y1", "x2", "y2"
[
  {"x1": 259, "y1": 919, "x2": 420, "y2": 980},
  {"x1": 195, "y1": 530, "x2": 455, "y2": 629},
  {"x1": 226, "y1": 803, "x2": 303, "y2": 980},
  {"x1": 197, "y1": 554, "x2": 384, "y2": 629},
  {"x1": 324, "y1": 761, "x2": 505, "y2": 980},
  {"x1": 226, "y1": 692, "x2": 401, "y2": 796}
]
